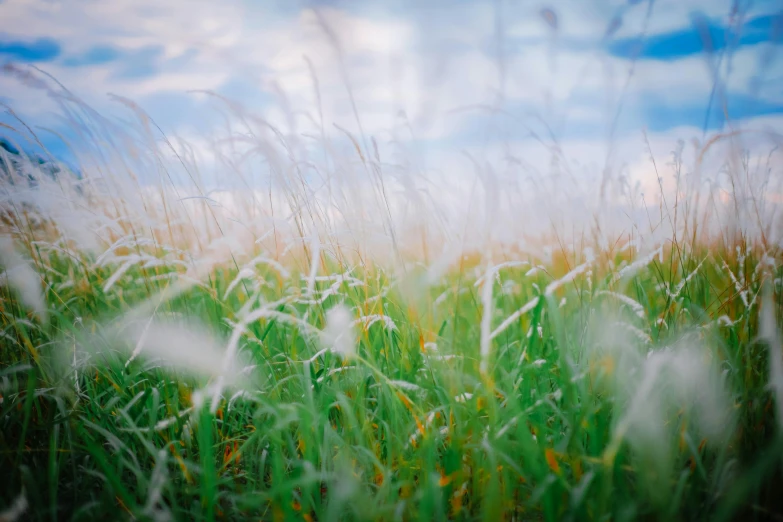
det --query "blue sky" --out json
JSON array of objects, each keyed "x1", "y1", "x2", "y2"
[
  {"x1": 0, "y1": 37, "x2": 60, "y2": 62},
  {"x1": 608, "y1": 10, "x2": 782, "y2": 59},
  {"x1": 0, "y1": 0, "x2": 781, "y2": 182}
]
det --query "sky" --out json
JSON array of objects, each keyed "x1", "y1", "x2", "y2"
[{"x1": 0, "y1": 0, "x2": 781, "y2": 195}]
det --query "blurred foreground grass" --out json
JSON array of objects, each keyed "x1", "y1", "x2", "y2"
[{"x1": 1, "y1": 234, "x2": 782, "y2": 521}]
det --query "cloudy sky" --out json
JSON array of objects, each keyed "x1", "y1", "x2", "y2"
[{"x1": 0, "y1": 0, "x2": 781, "y2": 194}]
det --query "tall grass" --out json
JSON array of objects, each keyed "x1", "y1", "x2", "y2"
[{"x1": 1, "y1": 31, "x2": 783, "y2": 522}]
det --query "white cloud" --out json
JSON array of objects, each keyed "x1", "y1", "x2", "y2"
[
  {"x1": 1, "y1": 0, "x2": 780, "y2": 183},
  {"x1": 0, "y1": 0, "x2": 244, "y2": 124}
]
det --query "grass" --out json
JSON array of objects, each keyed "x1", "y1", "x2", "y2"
[
  {"x1": 0, "y1": 60, "x2": 782, "y2": 521},
  {"x1": 1, "y1": 222, "x2": 782, "y2": 521}
]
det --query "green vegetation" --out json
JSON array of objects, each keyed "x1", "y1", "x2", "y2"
[
  {"x1": 1, "y1": 223, "x2": 781, "y2": 521},
  {"x1": 0, "y1": 58, "x2": 781, "y2": 521}
]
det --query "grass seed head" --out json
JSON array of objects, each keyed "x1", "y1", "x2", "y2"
[{"x1": 323, "y1": 304, "x2": 356, "y2": 360}]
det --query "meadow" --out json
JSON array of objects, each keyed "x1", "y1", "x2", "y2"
[{"x1": 0, "y1": 62, "x2": 782, "y2": 522}]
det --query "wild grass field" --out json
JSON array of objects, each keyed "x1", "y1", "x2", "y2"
[{"x1": 1, "y1": 42, "x2": 783, "y2": 522}]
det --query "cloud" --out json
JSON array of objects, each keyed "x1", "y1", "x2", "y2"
[
  {"x1": 60, "y1": 45, "x2": 120, "y2": 66},
  {"x1": 110, "y1": 46, "x2": 165, "y2": 80},
  {"x1": 635, "y1": 92, "x2": 783, "y2": 132},
  {"x1": 0, "y1": 0, "x2": 246, "y2": 115},
  {"x1": 0, "y1": 0, "x2": 781, "y2": 188},
  {"x1": 60, "y1": 44, "x2": 163, "y2": 73}
]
